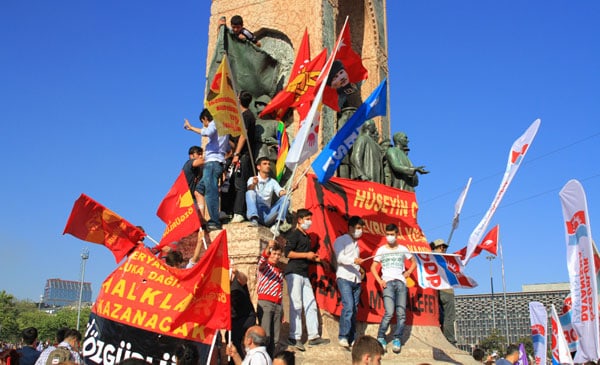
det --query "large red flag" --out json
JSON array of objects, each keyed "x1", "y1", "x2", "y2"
[
  {"x1": 170, "y1": 230, "x2": 231, "y2": 330},
  {"x1": 156, "y1": 171, "x2": 201, "y2": 247},
  {"x1": 63, "y1": 194, "x2": 145, "y2": 263},
  {"x1": 260, "y1": 30, "x2": 327, "y2": 121},
  {"x1": 321, "y1": 21, "x2": 368, "y2": 111},
  {"x1": 455, "y1": 224, "x2": 499, "y2": 260}
]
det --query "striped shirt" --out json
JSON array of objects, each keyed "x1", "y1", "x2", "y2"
[{"x1": 257, "y1": 253, "x2": 283, "y2": 304}]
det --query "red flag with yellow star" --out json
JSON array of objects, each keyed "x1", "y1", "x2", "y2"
[
  {"x1": 156, "y1": 171, "x2": 201, "y2": 246},
  {"x1": 260, "y1": 29, "x2": 327, "y2": 120},
  {"x1": 63, "y1": 194, "x2": 146, "y2": 263}
]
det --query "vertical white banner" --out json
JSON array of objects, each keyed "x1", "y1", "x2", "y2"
[
  {"x1": 462, "y1": 119, "x2": 540, "y2": 265},
  {"x1": 559, "y1": 179, "x2": 600, "y2": 363},
  {"x1": 529, "y1": 301, "x2": 547, "y2": 365},
  {"x1": 551, "y1": 304, "x2": 574, "y2": 365}
]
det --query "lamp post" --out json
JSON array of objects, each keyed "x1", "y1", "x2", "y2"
[
  {"x1": 486, "y1": 255, "x2": 496, "y2": 329},
  {"x1": 76, "y1": 248, "x2": 89, "y2": 330}
]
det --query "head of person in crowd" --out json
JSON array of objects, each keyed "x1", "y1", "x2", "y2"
[
  {"x1": 295, "y1": 209, "x2": 313, "y2": 232},
  {"x1": 273, "y1": 350, "x2": 295, "y2": 365},
  {"x1": 244, "y1": 326, "x2": 268, "y2": 351},
  {"x1": 21, "y1": 327, "x2": 38, "y2": 347},
  {"x1": 385, "y1": 223, "x2": 399, "y2": 246},
  {"x1": 351, "y1": 335, "x2": 384, "y2": 365},
  {"x1": 502, "y1": 344, "x2": 520, "y2": 364},
  {"x1": 0, "y1": 349, "x2": 20, "y2": 365},
  {"x1": 188, "y1": 146, "x2": 203, "y2": 160},
  {"x1": 239, "y1": 90, "x2": 253, "y2": 109},
  {"x1": 63, "y1": 329, "x2": 82, "y2": 351},
  {"x1": 430, "y1": 238, "x2": 448, "y2": 253},
  {"x1": 267, "y1": 241, "x2": 283, "y2": 265},
  {"x1": 347, "y1": 216, "x2": 365, "y2": 240},
  {"x1": 174, "y1": 343, "x2": 199, "y2": 365},
  {"x1": 230, "y1": 15, "x2": 245, "y2": 35},
  {"x1": 199, "y1": 108, "x2": 213, "y2": 127},
  {"x1": 472, "y1": 348, "x2": 485, "y2": 362},
  {"x1": 165, "y1": 250, "x2": 185, "y2": 268}
]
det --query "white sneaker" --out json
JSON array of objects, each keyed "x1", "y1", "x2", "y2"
[
  {"x1": 230, "y1": 214, "x2": 245, "y2": 223},
  {"x1": 338, "y1": 338, "x2": 350, "y2": 348},
  {"x1": 270, "y1": 225, "x2": 280, "y2": 237},
  {"x1": 279, "y1": 221, "x2": 292, "y2": 232}
]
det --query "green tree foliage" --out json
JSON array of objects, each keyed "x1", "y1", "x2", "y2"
[
  {"x1": 0, "y1": 290, "x2": 92, "y2": 344},
  {"x1": 479, "y1": 328, "x2": 507, "y2": 354},
  {"x1": 517, "y1": 336, "x2": 533, "y2": 359}
]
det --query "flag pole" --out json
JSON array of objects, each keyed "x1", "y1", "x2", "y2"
[
  {"x1": 145, "y1": 234, "x2": 160, "y2": 246},
  {"x1": 499, "y1": 236, "x2": 510, "y2": 345},
  {"x1": 361, "y1": 251, "x2": 462, "y2": 261},
  {"x1": 206, "y1": 331, "x2": 218, "y2": 365}
]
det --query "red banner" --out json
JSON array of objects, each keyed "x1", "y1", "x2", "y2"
[
  {"x1": 63, "y1": 194, "x2": 145, "y2": 263},
  {"x1": 156, "y1": 171, "x2": 201, "y2": 247},
  {"x1": 305, "y1": 175, "x2": 439, "y2": 325}
]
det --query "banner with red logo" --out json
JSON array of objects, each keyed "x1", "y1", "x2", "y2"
[
  {"x1": 559, "y1": 179, "x2": 600, "y2": 363},
  {"x1": 551, "y1": 304, "x2": 574, "y2": 365},
  {"x1": 305, "y1": 175, "x2": 439, "y2": 325},
  {"x1": 415, "y1": 253, "x2": 477, "y2": 289},
  {"x1": 529, "y1": 301, "x2": 548, "y2": 365}
]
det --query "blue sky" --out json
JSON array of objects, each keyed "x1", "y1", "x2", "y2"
[{"x1": 1, "y1": 1, "x2": 598, "y2": 302}]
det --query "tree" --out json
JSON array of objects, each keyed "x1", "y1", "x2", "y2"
[
  {"x1": 0, "y1": 291, "x2": 20, "y2": 343},
  {"x1": 517, "y1": 336, "x2": 533, "y2": 359},
  {"x1": 479, "y1": 328, "x2": 507, "y2": 354}
]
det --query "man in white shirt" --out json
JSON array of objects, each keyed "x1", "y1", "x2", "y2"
[
  {"x1": 370, "y1": 223, "x2": 416, "y2": 354},
  {"x1": 226, "y1": 325, "x2": 272, "y2": 365},
  {"x1": 246, "y1": 156, "x2": 289, "y2": 234},
  {"x1": 333, "y1": 216, "x2": 366, "y2": 348}
]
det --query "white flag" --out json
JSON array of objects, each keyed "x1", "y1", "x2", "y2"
[
  {"x1": 529, "y1": 301, "x2": 548, "y2": 365},
  {"x1": 559, "y1": 179, "x2": 600, "y2": 362},
  {"x1": 452, "y1": 177, "x2": 472, "y2": 229},
  {"x1": 462, "y1": 119, "x2": 540, "y2": 265},
  {"x1": 551, "y1": 304, "x2": 575, "y2": 365}
]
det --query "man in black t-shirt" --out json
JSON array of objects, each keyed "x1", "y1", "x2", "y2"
[{"x1": 284, "y1": 209, "x2": 330, "y2": 351}]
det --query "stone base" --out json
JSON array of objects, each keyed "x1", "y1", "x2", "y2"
[{"x1": 189, "y1": 223, "x2": 478, "y2": 364}]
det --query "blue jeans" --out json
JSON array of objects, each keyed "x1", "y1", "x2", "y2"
[
  {"x1": 337, "y1": 278, "x2": 361, "y2": 342},
  {"x1": 377, "y1": 279, "x2": 407, "y2": 340},
  {"x1": 285, "y1": 273, "x2": 319, "y2": 340},
  {"x1": 196, "y1": 161, "x2": 223, "y2": 227},
  {"x1": 246, "y1": 190, "x2": 290, "y2": 226}
]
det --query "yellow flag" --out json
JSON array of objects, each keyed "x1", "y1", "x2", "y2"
[{"x1": 205, "y1": 55, "x2": 244, "y2": 137}]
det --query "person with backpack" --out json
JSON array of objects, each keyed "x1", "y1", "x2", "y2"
[
  {"x1": 34, "y1": 328, "x2": 69, "y2": 365},
  {"x1": 45, "y1": 329, "x2": 82, "y2": 365}
]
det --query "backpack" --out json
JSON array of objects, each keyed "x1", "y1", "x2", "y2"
[{"x1": 46, "y1": 346, "x2": 73, "y2": 365}]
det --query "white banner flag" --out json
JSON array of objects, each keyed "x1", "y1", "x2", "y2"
[
  {"x1": 551, "y1": 304, "x2": 575, "y2": 365},
  {"x1": 529, "y1": 301, "x2": 548, "y2": 365},
  {"x1": 462, "y1": 118, "x2": 540, "y2": 265},
  {"x1": 559, "y1": 179, "x2": 600, "y2": 363},
  {"x1": 452, "y1": 177, "x2": 472, "y2": 229},
  {"x1": 415, "y1": 253, "x2": 477, "y2": 289}
]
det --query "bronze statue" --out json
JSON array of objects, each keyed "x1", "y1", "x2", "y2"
[
  {"x1": 386, "y1": 132, "x2": 429, "y2": 191},
  {"x1": 380, "y1": 138, "x2": 393, "y2": 186},
  {"x1": 252, "y1": 95, "x2": 280, "y2": 173},
  {"x1": 350, "y1": 120, "x2": 383, "y2": 184}
]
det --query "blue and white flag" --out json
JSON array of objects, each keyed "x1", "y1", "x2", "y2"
[{"x1": 311, "y1": 78, "x2": 387, "y2": 183}]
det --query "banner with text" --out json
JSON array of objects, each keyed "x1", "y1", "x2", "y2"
[
  {"x1": 305, "y1": 175, "x2": 439, "y2": 325},
  {"x1": 559, "y1": 179, "x2": 600, "y2": 363},
  {"x1": 529, "y1": 301, "x2": 548, "y2": 365}
]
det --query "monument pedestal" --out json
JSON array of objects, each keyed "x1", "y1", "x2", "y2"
[{"x1": 196, "y1": 223, "x2": 479, "y2": 365}]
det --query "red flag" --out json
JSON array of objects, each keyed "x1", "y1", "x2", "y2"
[
  {"x1": 63, "y1": 194, "x2": 145, "y2": 263},
  {"x1": 455, "y1": 225, "x2": 499, "y2": 260},
  {"x1": 260, "y1": 30, "x2": 326, "y2": 121},
  {"x1": 156, "y1": 171, "x2": 201, "y2": 247},
  {"x1": 321, "y1": 21, "x2": 368, "y2": 111},
  {"x1": 170, "y1": 230, "x2": 231, "y2": 330}
]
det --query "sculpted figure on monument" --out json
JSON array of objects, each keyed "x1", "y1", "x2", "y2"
[
  {"x1": 252, "y1": 95, "x2": 280, "y2": 170},
  {"x1": 350, "y1": 120, "x2": 383, "y2": 184},
  {"x1": 379, "y1": 138, "x2": 393, "y2": 186},
  {"x1": 386, "y1": 132, "x2": 429, "y2": 192}
]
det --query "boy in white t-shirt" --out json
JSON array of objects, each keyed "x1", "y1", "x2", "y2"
[{"x1": 370, "y1": 223, "x2": 416, "y2": 353}]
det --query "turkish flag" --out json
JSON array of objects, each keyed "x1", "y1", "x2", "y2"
[{"x1": 455, "y1": 225, "x2": 499, "y2": 260}]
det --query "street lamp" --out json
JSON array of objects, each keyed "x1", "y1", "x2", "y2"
[
  {"x1": 76, "y1": 247, "x2": 89, "y2": 330},
  {"x1": 486, "y1": 255, "x2": 496, "y2": 329}
]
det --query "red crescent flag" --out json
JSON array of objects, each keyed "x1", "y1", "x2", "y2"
[
  {"x1": 156, "y1": 171, "x2": 201, "y2": 248},
  {"x1": 63, "y1": 194, "x2": 145, "y2": 263},
  {"x1": 455, "y1": 225, "x2": 499, "y2": 260}
]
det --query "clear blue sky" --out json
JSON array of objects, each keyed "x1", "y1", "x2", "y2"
[{"x1": 1, "y1": 1, "x2": 598, "y2": 301}]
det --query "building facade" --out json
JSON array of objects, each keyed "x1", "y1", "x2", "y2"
[
  {"x1": 43, "y1": 278, "x2": 92, "y2": 307},
  {"x1": 455, "y1": 283, "x2": 569, "y2": 351}
]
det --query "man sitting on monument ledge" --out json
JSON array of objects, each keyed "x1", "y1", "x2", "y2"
[{"x1": 246, "y1": 156, "x2": 291, "y2": 236}]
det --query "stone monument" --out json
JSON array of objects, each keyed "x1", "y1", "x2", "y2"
[{"x1": 202, "y1": 1, "x2": 476, "y2": 364}]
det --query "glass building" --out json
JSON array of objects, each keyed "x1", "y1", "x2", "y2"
[{"x1": 43, "y1": 278, "x2": 92, "y2": 307}]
